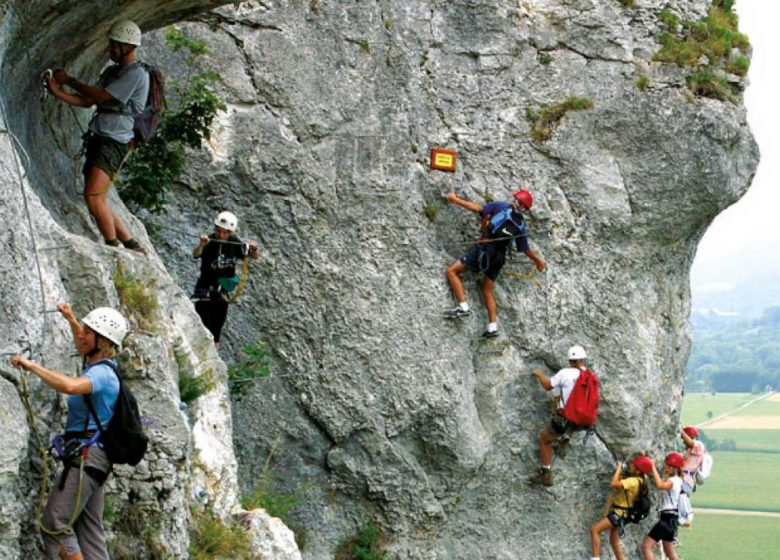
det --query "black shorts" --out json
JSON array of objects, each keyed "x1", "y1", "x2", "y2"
[
  {"x1": 647, "y1": 513, "x2": 678, "y2": 543},
  {"x1": 548, "y1": 414, "x2": 573, "y2": 435},
  {"x1": 83, "y1": 133, "x2": 130, "y2": 180},
  {"x1": 460, "y1": 244, "x2": 507, "y2": 281}
]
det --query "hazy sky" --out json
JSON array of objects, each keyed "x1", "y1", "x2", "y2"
[{"x1": 693, "y1": 0, "x2": 779, "y2": 284}]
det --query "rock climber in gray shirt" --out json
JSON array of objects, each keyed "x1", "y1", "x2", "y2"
[{"x1": 46, "y1": 20, "x2": 149, "y2": 253}]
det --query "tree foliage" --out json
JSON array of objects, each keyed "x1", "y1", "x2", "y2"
[{"x1": 117, "y1": 26, "x2": 226, "y2": 213}]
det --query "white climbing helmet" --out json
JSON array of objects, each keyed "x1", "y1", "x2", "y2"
[
  {"x1": 214, "y1": 211, "x2": 238, "y2": 232},
  {"x1": 567, "y1": 345, "x2": 587, "y2": 361},
  {"x1": 83, "y1": 307, "x2": 129, "y2": 347},
  {"x1": 108, "y1": 20, "x2": 142, "y2": 46}
]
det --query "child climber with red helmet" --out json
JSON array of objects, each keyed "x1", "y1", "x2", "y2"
[
  {"x1": 641, "y1": 452, "x2": 685, "y2": 560},
  {"x1": 589, "y1": 454, "x2": 653, "y2": 560},
  {"x1": 680, "y1": 425, "x2": 706, "y2": 494},
  {"x1": 443, "y1": 188, "x2": 545, "y2": 338}
]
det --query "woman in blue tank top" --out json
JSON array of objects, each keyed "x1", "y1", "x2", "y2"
[{"x1": 10, "y1": 304, "x2": 128, "y2": 560}]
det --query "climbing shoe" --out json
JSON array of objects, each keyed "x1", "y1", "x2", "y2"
[
  {"x1": 443, "y1": 306, "x2": 471, "y2": 319},
  {"x1": 122, "y1": 238, "x2": 147, "y2": 255},
  {"x1": 557, "y1": 435, "x2": 571, "y2": 459},
  {"x1": 530, "y1": 468, "x2": 554, "y2": 487},
  {"x1": 481, "y1": 330, "x2": 499, "y2": 339},
  {"x1": 105, "y1": 238, "x2": 122, "y2": 247}
]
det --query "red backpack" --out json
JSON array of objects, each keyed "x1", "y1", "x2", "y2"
[{"x1": 561, "y1": 368, "x2": 599, "y2": 427}]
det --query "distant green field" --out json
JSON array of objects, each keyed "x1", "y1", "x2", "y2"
[
  {"x1": 676, "y1": 514, "x2": 780, "y2": 560},
  {"x1": 731, "y1": 398, "x2": 780, "y2": 417},
  {"x1": 703, "y1": 428, "x2": 780, "y2": 452},
  {"x1": 693, "y1": 451, "x2": 780, "y2": 512},
  {"x1": 681, "y1": 393, "x2": 755, "y2": 425}
]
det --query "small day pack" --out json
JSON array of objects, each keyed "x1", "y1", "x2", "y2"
[
  {"x1": 84, "y1": 360, "x2": 148, "y2": 466},
  {"x1": 561, "y1": 368, "x2": 599, "y2": 427},
  {"x1": 695, "y1": 452, "x2": 714, "y2": 484},
  {"x1": 133, "y1": 63, "x2": 166, "y2": 143},
  {"x1": 486, "y1": 207, "x2": 527, "y2": 242},
  {"x1": 622, "y1": 478, "x2": 652, "y2": 524}
]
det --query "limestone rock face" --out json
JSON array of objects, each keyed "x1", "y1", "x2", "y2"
[
  {"x1": 147, "y1": 1, "x2": 758, "y2": 557},
  {"x1": 0, "y1": 0, "x2": 759, "y2": 558},
  {"x1": 1, "y1": 1, "x2": 298, "y2": 559}
]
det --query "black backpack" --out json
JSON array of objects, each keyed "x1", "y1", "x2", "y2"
[
  {"x1": 133, "y1": 62, "x2": 166, "y2": 143},
  {"x1": 84, "y1": 360, "x2": 148, "y2": 466},
  {"x1": 623, "y1": 477, "x2": 652, "y2": 524}
]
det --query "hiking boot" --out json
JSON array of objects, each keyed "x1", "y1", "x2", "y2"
[
  {"x1": 443, "y1": 306, "x2": 471, "y2": 319},
  {"x1": 557, "y1": 436, "x2": 571, "y2": 459},
  {"x1": 530, "y1": 468, "x2": 553, "y2": 487},
  {"x1": 481, "y1": 330, "x2": 499, "y2": 338}
]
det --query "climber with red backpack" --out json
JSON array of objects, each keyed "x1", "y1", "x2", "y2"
[
  {"x1": 589, "y1": 454, "x2": 653, "y2": 560},
  {"x1": 45, "y1": 20, "x2": 164, "y2": 253},
  {"x1": 530, "y1": 345, "x2": 599, "y2": 486},
  {"x1": 443, "y1": 189, "x2": 545, "y2": 338}
]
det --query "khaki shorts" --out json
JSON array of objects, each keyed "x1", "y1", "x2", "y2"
[{"x1": 83, "y1": 133, "x2": 130, "y2": 180}]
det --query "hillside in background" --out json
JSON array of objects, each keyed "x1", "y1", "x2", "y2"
[{"x1": 687, "y1": 306, "x2": 780, "y2": 391}]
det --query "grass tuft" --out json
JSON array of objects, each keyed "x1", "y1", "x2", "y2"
[
  {"x1": 335, "y1": 521, "x2": 387, "y2": 560},
  {"x1": 189, "y1": 509, "x2": 253, "y2": 560},
  {"x1": 228, "y1": 341, "x2": 272, "y2": 395},
  {"x1": 528, "y1": 96, "x2": 593, "y2": 142},
  {"x1": 653, "y1": 4, "x2": 750, "y2": 103},
  {"x1": 423, "y1": 202, "x2": 439, "y2": 222},
  {"x1": 113, "y1": 262, "x2": 159, "y2": 330}
]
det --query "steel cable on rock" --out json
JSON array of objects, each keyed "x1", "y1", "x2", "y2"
[{"x1": 1, "y1": 100, "x2": 81, "y2": 535}]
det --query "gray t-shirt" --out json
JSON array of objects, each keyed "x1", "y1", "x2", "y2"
[{"x1": 89, "y1": 61, "x2": 149, "y2": 143}]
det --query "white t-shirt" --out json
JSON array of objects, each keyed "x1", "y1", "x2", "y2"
[
  {"x1": 550, "y1": 367, "x2": 582, "y2": 409},
  {"x1": 658, "y1": 475, "x2": 683, "y2": 512}
]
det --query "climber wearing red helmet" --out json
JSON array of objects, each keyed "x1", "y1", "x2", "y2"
[
  {"x1": 443, "y1": 188, "x2": 545, "y2": 338},
  {"x1": 589, "y1": 454, "x2": 652, "y2": 560},
  {"x1": 680, "y1": 425, "x2": 706, "y2": 493},
  {"x1": 640, "y1": 453, "x2": 685, "y2": 560}
]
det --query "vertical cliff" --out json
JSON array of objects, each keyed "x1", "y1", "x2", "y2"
[
  {"x1": 1, "y1": 0, "x2": 759, "y2": 558},
  {"x1": 0, "y1": 1, "x2": 297, "y2": 558}
]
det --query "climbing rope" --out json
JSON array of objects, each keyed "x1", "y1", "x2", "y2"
[
  {"x1": 457, "y1": 231, "x2": 529, "y2": 247},
  {"x1": 503, "y1": 267, "x2": 542, "y2": 286},
  {"x1": 0, "y1": 98, "x2": 50, "y2": 363},
  {"x1": 20, "y1": 364, "x2": 89, "y2": 536},
  {"x1": 224, "y1": 258, "x2": 250, "y2": 305},
  {"x1": 144, "y1": 220, "x2": 257, "y2": 247},
  {"x1": 2, "y1": 99, "x2": 91, "y2": 536}
]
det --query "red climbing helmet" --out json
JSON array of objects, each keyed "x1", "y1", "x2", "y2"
[
  {"x1": 513, "y1": 189, "x2": 533, "y2": 209},
  {"x1": 683, "y1": 426, "x2": 699, "y2": 438},
  {"x1": 665, "y1": 452, "x2": 685, "y2": 469},
  {"x1": 632, "y1": 455, "x2": 654, "y2": 474}
]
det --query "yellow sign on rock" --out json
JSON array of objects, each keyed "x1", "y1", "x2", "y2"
[{"x1": 430, "y1": 148, "x2": 457, "y2": 172}]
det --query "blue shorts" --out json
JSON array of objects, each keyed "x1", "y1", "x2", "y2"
[
  {"x1": 607, "y1": 510, "x2": 626, "y2": 537},
  {"x1": 460, "y1": 244, "x2": 507, "y2": 281}
]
